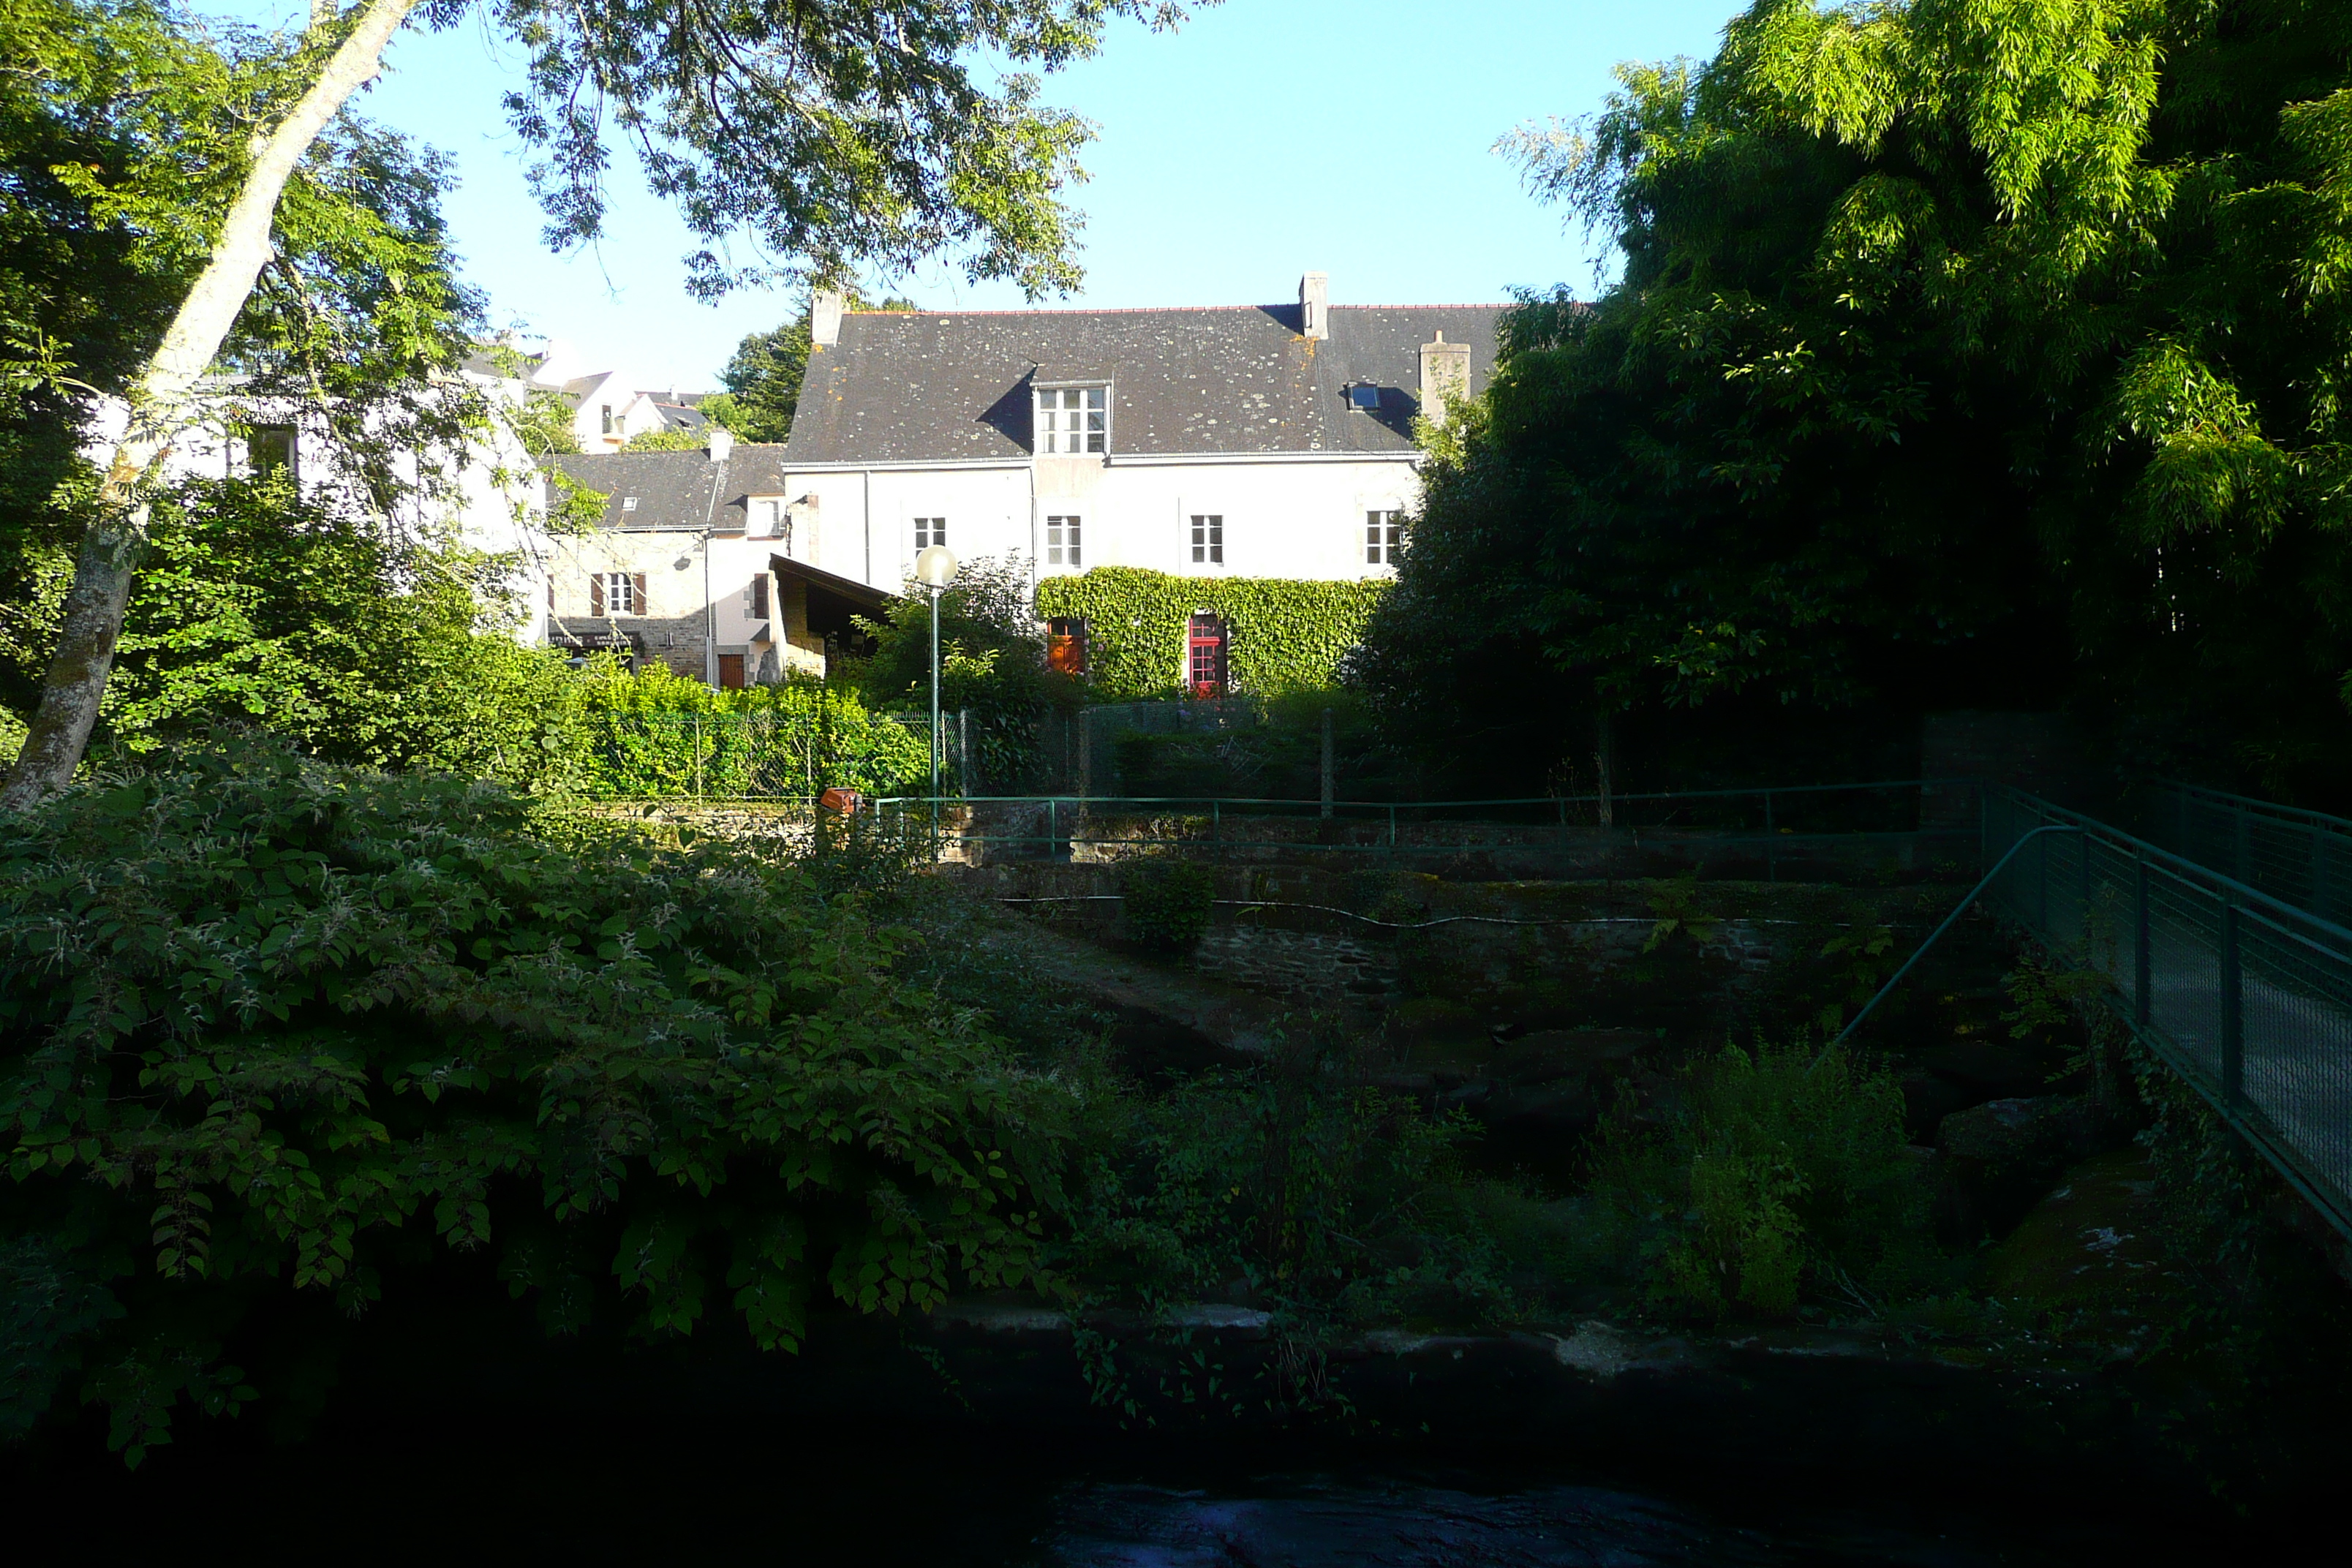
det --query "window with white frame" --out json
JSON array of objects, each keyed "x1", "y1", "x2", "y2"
[
  {"x1": 1036, "y1": 386, "x2": 1107, "y2": 453},
  {"x1": 752, "y1": 497, "x2": 784, "y2": 538},
  {"x1": 1365, "y1": 510, "x2": 1403, "y2": 565},
  {"x1": 1046, "y1": 514, "x2": 1082, "y2": 567},
  {"x1": 600, "y1": 404, "x2": 614, "y2": 435},
  {"x1": 913, "y1": 516, "x2": 946, "y2": 550},
  {"x1": 601, "y1": 572, "x2": 636, "y2": 614},
  {"x1": 1190, "y1": 514, "x2": 1224, "y2": 566}
]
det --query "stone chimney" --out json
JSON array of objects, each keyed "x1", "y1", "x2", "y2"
[
  {"x1": 1418, "y1": 330, "x2": 1470, "y2": 424},
  {"x1": 708, "y1": 426, "x2": 734, "y2": 463},
  {"x1": 811, "y1": 289, "x2": 846, "y2": 347},
  {"x1": 1299, "y1": 272, "x2": 1329, "y2": 341}
]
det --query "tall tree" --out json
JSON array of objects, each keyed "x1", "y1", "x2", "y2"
[
  {"x1": 2, "y1": 0, "x2": 1197, "y2": 807},
  {"x1": 1362, "y1": 0, "x2": 2352, "y2": 802}
]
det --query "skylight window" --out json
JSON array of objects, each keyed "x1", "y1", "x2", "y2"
[{"x1": 1348, "y1": 385, "x2": 1382, "y2": 413}]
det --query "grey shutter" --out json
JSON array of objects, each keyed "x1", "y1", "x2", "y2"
[{"x1": 750, "y1": 575, "x2": 769, "y2": 617}]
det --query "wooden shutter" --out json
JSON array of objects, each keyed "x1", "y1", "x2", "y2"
[
  {"x1": 589, "y1": 574, "x2": 604, "y2": 617},
  {"x1": 750, "y1": 575, "x2": 769, "y2": 618},
  {"x1": 631, "y1": 573, "x2": 648, "y2": 615}
]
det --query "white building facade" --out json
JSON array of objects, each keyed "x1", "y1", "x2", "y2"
[
  {"x1": 538, "y1": 274, "x2": 1501, "y2": 687},
  {"x1": 774, "y1": 274, "x2": 1498, "y2": 596}
]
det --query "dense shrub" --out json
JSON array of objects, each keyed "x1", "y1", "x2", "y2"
[
  {"x1": 1592, "y1": 1041, "x2": 1931, "y2": 1319},
  {"x1": 0, "y1": 478, "x2": 584, "y2": 791},
  {"x1": 1052, "y1": 1027, "x2": 1524, "y2": 1343},
  {"x1": 0, "y1": 741, "x2": 1071, "y2": 1460},
  {"x1": 1120, "y1": 860, "x2": 1216, "y2": 954},
  {"x1": 572, "y1": 659, "x2": 927, "y2": 798}
]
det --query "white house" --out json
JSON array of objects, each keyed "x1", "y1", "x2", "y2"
[
  {"x1": 525, "y1": 339, "x2": 709, "y2": 451},
  {"x1": 539, "y1": 272, "x2": 1502, "y2": 688},
  {"x1": 777, "y1": 272, "x2": 1500, "y2": 590}
]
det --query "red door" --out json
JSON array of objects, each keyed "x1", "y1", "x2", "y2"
[{"x1": 1187, "y1": 613, "x2": 1226, "y2": 698}]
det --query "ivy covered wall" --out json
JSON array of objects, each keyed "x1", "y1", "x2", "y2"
[{"x1": 1035, "y1": 568, "x2": 1388, "y2": 698}]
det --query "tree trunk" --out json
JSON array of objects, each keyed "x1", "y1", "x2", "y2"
[{"x1": 1, "y1": 0, "x2": 417, "y2": 810}]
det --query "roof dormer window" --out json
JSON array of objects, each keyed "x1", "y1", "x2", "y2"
[{"x1": 1037, "y1": 385, "x2": 1107, "y2": 454}]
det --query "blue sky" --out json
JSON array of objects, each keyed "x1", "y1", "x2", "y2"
[{"x1": 215, "y1": 1, "x2": 1746, "y2": 387}]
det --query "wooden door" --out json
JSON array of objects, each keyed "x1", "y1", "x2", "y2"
[
  {"x1": 1046, "y1": 616, "x2": 1087, "y2": 676},
  {"x1": 1187, "y1": 613, "x2": 1226, "y2": 698},
  {"x1": 717, "y1": 653, "x2": 746, "y2": 690}
]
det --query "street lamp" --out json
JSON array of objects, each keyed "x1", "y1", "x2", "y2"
[{"x1": 913, "y1": 544, "x2": 959, "y2": 799}]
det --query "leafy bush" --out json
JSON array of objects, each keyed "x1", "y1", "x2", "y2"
[
  {"x1": 1036, "y1": 567, "x2": 1387, "y2": 701},
  {"x1": 573, "y1": 659, "x2": 927, "y2": 798},
  {"x1": 1055, "y1": 1027, "x2": 1518, "y2": 1341},
  {"x1": 0, "y1": 740, "x2": 1071, "y2": 1460},
  {"x1": 1, "y1": 477, "x2": 584, "y2": 790},
  {"x1": 1121, "y1": 860, "x2": 1215, "y2": 954},
  {"x1": 1594, "y1": 1041, "x2": 1929, "y2": 1319},
  {"x1": 845, "y1": 554, "x2": 1080, "y2": 791}
]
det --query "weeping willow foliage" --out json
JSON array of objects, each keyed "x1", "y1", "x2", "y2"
[{"x1": 1362, "y1": 0, "x2": 2352, "y2": 802}]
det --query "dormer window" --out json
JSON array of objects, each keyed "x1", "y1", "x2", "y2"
[{"x1": 1037, "y1": 385, "x2": 1107, "y2": 454}]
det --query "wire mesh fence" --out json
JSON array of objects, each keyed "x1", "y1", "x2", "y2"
[
  {"x1": 1983, "y1": 787, "x2": 2352, "y2": 1237},
  {"x1": 2149, "y1": 783, "x2": 2352, "y2": 929},
  {"x1": 869, "y1": 780, "x2": 1982, "y2": 883}
]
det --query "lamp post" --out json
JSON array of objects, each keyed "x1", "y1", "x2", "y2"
[{"x1": 913, "y1": 545, "x2": 959, "y2": 801}]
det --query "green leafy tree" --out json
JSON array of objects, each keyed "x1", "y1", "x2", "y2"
[
  {"x1": 5, "y1": 0, "x2": 1205, "y2": 807},
  {"x1": 0, "y1": 742, "x2": 1074, "y2": 1459},
  {"x1": 616, "y1": 423, "x2": 708, "y2": 452},
  {"x1": 849, "y1": 554, "x2": 1079, "y2": 788},
  {"x1": 717, "y1": 291, "x2": 919, "y2": 444},
  {"x1": 0, "y1": 0, "x2": 486, "y2": 728},
  {"x1": 94, "y1": 475, "x2": 584, "y2": 786},
  {"x1": 1362, "y1": 0, "x2": 2352, "y2": 802}
]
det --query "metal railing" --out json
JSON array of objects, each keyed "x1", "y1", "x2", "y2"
[
  {"x1": 2150, "y1": 782, "x2": 2352, "y2": 929},
  {"x1": 1984, "y1": 787, "x2": 2352, "y2": 1240}
]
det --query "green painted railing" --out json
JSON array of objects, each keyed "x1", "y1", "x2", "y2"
[{"x1": 1983, "y1": 787, "x2": 2352, "y2": 1241}]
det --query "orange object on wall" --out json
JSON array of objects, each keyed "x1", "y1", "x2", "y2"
[{"x1": 819, "y1": 787, "x2": 862, "y2": 815}]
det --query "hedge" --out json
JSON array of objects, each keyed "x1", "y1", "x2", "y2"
[
  {"x1": 1034, "y1": 568, "x2": 1388, "y2": 699},
  {"x1": 572, "y1": 660, "x2": 928, "y2": 797}
]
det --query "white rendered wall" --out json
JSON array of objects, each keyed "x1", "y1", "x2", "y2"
[{"x1": 774, "y1": 456, "x2": 1418, "y2": 594}]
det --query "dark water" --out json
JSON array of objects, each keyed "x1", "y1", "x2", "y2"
[{"x1": 2, "y1": 1411, "x2": 2277, "y2": 1565}]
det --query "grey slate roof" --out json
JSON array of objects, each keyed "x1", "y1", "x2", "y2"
[
  {"x1": 543, "y1": 445, "x2": 796, "y2": 532},
  {"x1": 781, "y1": 303, "x2": 1505, "y2": 464}
]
